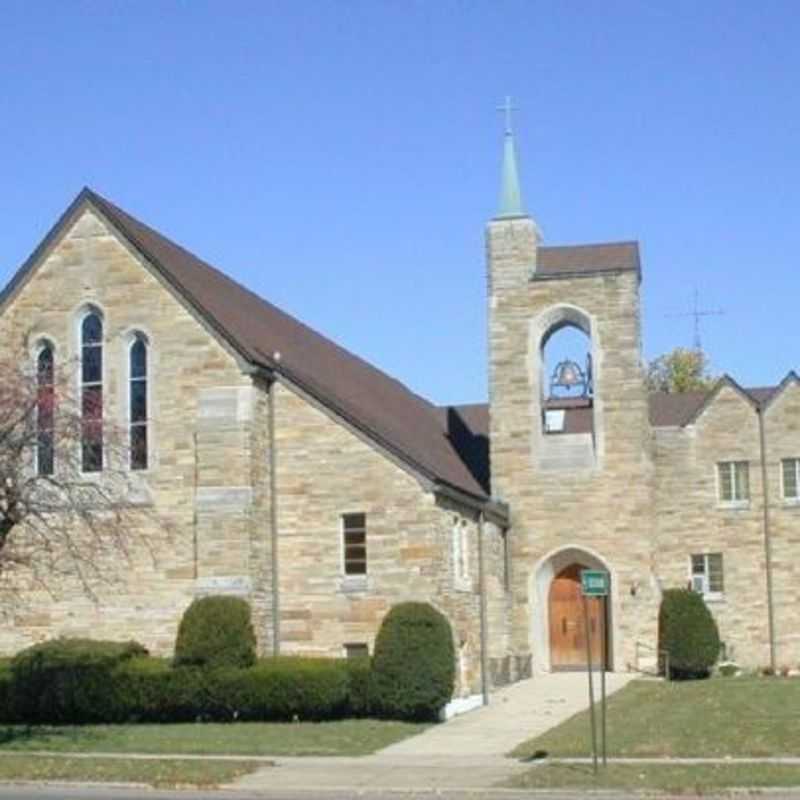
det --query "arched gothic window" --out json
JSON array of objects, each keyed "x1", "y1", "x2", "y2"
[
  {"x1": 80, "y1": 311, "x2": 103, "y2": 472},
  {"x1": 36, "y1": 343, "x2": 55, "y2": 476},
  {"x1": 129, "y1": 335, "x2": 148, "y2": 470}
]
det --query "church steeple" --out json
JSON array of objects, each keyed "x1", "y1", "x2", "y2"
[
  {"x1": 487, "y1": 97, "x2": 541, "y2": 290},
  {"x1": 495, "y1": 96, "x2": 526, "y2": 220}
]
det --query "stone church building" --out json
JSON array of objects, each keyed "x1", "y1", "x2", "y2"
[{"x1": 1, "y1": 128, "x2": 798, "y2": 699}]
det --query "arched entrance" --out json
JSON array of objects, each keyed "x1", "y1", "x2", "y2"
[
  {"x1": 548, "y1": 563, "x2": 607, "y2": 670},
  {"x1": 531, "y1": 545, "x2": 615, "y2": 673}
]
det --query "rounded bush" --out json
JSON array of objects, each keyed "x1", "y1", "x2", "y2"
[
  {"x1": 369, "y1": 602, "x2": 455, "y2": 721},
  {"x1": 10, "y1": 638, "x2": 147, "y2": 723},
  {"x1": 658, "y1": 588, "x2": 721, "y2": 679},
  {"x1": 174, "y1": 595, "x2": 256, "y2": 670}
]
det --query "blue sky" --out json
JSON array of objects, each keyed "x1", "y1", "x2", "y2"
[{"x1": 1, "y1": 1, "x2": 798, "y2": 404}]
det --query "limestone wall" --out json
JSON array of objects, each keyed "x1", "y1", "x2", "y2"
[
  {"x1": 653, "y1": 381, "x2": 800, "y2": 668},
  {"x1": 0, "y1": 208, "x2": 254, "y2": 655},
  {"x1": 269, "y1": 380, "x2": 509, "y2": 695},
  {"x1": 652, "y1": 387, "x2": 769, "y2": 666},
  {"x1": 763, "y1": 382, "x2": 800, "y2": 667}
]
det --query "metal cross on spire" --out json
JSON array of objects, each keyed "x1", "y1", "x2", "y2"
[
  {"x1": 497, "y1": 95, "x2": 517, "y2": 135},
  {"x1": 666, "y1": 288, "x2": 725, "y2": 351}
]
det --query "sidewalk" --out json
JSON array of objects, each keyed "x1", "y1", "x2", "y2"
[{"x1": 233, "y1": 671, "x2": 635, "y2": 791}]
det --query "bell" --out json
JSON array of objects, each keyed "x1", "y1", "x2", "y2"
[{"x1": 556, "y1": 361, "x2": 579, "y2": 387}]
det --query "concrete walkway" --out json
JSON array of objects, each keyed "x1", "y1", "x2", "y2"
[{"x1": 234, "y1": 671, "x2": 635, "y2": 792}]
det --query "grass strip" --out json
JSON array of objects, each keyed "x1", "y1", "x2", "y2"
[
  {"x1": 505, "y1": 762, "x2": 800, "y2": 792},
  {"x1": 0, "y1": 754, "x2": 262, "y2": 787},
  {"x1": 0, "y1": 719, "x2": 427, "y2": 757}
]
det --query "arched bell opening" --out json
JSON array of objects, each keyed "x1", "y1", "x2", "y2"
[{"x1": 540, "y1": 321, "x2": 594, "y2": 437}]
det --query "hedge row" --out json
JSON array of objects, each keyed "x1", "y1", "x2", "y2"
[
  {"x1": 0, "y1": 599, "x2": 455, "y2": 724},
  {"x1": 0, "y1": 645, "x2": 370, "y2": 725}
]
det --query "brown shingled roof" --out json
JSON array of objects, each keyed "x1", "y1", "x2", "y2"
[
  {"x1": 451, "y1": 382, "x2": 783, "y2": 443},
  {"x1": 6, "y1": 189, "x2": 489, "y2": 500},
  {"x1": 647, "y1": 391, "x2": 708, "y2": 427},
  {"x1": 536, "y1": 242, "x2": 640, "y2": 279}
]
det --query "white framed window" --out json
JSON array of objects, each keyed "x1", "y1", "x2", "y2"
[
  {"x1": 35, "y1": 341, "x2": 55, "y2": 476},
  {"x1": 452, "y1": 516, "x2": 469, "y2": 585},
  {"x1": 79, "y1": 310, "x2": 104, "y2": 472},
  {"x1": 691, "y1": 553, "x2": 724, "y2": 599},
  {"x1": 717, "y1": 461, "x2": 749, "y2": 506},
  {"x1": 781, "y1": 458, "x2": 800, "y2": 502},
  {"x1": 342, "y1": 513, "x2": 367, "y2": 576},
  {"x1": 128, "y1": 334, "x2": 149, "y2": 471}
]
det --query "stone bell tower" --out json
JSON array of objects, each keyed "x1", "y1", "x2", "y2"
[{"x1": 486, "y1": 103, "x2": 657, "y2": 674}]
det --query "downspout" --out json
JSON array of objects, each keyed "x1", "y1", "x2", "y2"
[
  {"x1": 268, "y1": 380, "x2": 281, "y2": 656},
  {"x1": 756, "y1": 405, "x2": 777, "y2": 672},
  {"x1": 477, "y1": 511, "x2": 490, "y2": 706}
]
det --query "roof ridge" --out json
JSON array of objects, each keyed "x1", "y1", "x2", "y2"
[
  {"x1": 80, "y1": 189, "x2": 486, "y2": 499},
  {"x1": 86, "y1": 189, "x2": 443, "y2": 415},
  {"x1": 540, "y1": 240, "x2": 639, "y2": 250}
]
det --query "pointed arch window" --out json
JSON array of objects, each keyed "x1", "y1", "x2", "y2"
[
  {"x1": 129, "y1": 335, "x2": 148, "y2": 470},
  {"x1": 80, "y1": 311, "x2": 103, "y2": 472},
  {"x1": 36, "y1": 343, "x2": 55, "y2": 476}
]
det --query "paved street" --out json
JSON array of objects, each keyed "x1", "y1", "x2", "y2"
[{"x1": 3, "y1": 788, "x2": 800, "y2": 800}]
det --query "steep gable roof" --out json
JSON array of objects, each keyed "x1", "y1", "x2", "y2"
[
  {"x1": 648, "y1": 380, "x2": 789, "y2": 427},
  {"x1": 4, "y1": 188, "x2": 489, "y2": 501}
]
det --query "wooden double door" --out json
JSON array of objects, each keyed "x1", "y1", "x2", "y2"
[{"x1": 548, "y1": 563, "x2": 608, "y2": 670}]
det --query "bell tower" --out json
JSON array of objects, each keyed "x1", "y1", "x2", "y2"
[{"x1": 486, "y1": 104, "x2": 656, "y2": 674}]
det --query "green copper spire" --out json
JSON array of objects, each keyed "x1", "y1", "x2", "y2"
[{"x1": 495, "y1": 96, "x2": 526, "y2": 219}]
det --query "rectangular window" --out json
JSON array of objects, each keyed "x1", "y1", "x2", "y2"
[
  {"x1": 544, "y1": 409, "x2": 565, "y2": 434},
  {"x1": 342, "y1": 513, "x2": 367, "y2": 576},
  {"x1": 691, "y1": 553, "x2": 724, "y2": 597},
  {"x1": 344, "y1": 643, "x2": 369, "y2": 660},
  {"x1": 452, "y1": 517, "x2": 469, "y2": 584},
  {"x1": 782, "y1": 458, "x2": 800, "y2": 501},
  {"x1": 717, "y1": 461, "x2": 749, "y2": 504}
]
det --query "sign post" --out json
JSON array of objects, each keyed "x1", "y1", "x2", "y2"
[
  {"x1": 581, "y1": 592, "x2": 598, "y2": 774},
  {"x1": 581, "y1": 569, "x2": 610, "y2": 771}
]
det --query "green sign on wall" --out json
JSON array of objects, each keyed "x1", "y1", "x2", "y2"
[{"x1": 581, "y1": 569, "x2": 610, "y2": 597}]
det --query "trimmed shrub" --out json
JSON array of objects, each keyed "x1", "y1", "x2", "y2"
[
  {"x1": 113, "y1": 657, "x2": 209, "y2": 722},
  {"x1": 0, "y1": 659, "x2": 17, "y2": 724},
  {"x1": 5, "y1": 640, "x2": 367, "y2": 724},
  {"x1": 369, "y1": 602, "x2": 455, "y2": 721},
  {"x1": 174, "y1": 595, "x2": 256, "y2": 670},
  {"x1": 204, "y1": 657, "x2": 350, "y2": 721},
  {"x1": 343, "y1": 656, "x2": 372, "y2": 717},
  {"x1": 659, "y1": 588, "x2": 721, "y2": 679},
  {"x1": 10, "y1": 638, "x2": 147, "y2": 723}
]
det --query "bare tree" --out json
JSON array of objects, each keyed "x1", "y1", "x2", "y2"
[{"x1": 0, "y1": 331, "x2": 158, "y2": 599}]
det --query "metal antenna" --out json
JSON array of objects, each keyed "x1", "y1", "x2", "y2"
[{"x1": 666, "y1": 288, "x2": 725, "y2": 350}]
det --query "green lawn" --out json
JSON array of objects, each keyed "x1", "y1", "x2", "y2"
[
  {"x1": 0, "y1": 755, "x2": 262, "y2": 787},
  {"x1": 506, "y1": 763, "x2": 800, "y2": 792},
  {"x1": 511, "y1": 677, "x2": 800, "y2": 759},
  {"x1": 0, "y1": 719, "x2": 427, "y2": 757}
]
